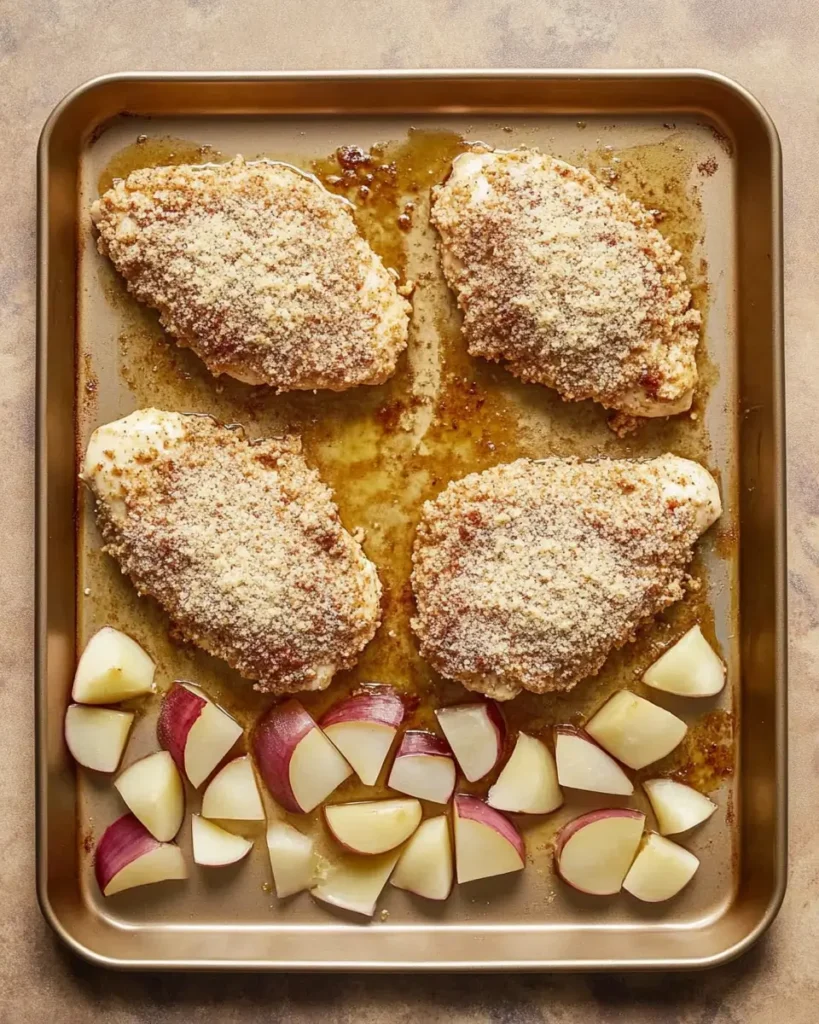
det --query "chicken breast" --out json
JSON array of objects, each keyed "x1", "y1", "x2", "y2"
[
  {"x1": 411, "y1": 456, "x2": 721, "y2": 700},
  {"x1": 82, "y1": 410, "x2": 382, "y2": 694},
  {"x1": 91, "y1": 157, "x2": 411, "y2": 392},
  {"x1": 431, "y1": 148, "x2": 700, "y2": 416}
]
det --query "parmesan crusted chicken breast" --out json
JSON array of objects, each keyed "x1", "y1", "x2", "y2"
[
  {"x1": 431, "y1": 148, "x2": 701, "y2": 417},
  {"x1": 82, "y1": 410, "x2": 382, "y2": 694},
  {"x1": 411, "y1": 456, "x2": 720, "y2": 700},
  {"x1": 91, "y1": 157, "x2": 411, "y2": 392}
]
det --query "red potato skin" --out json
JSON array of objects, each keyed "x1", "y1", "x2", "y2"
[
  {"x1": 553, "y1": 808, "x2": 646, "y2": 865},
  {"x1": 157, "y1": 682, "x2": 207, "y2": 772},
  {"x1": 253, "y1": 699, "x2": 316, "y2": 813},
  {"x1": 454, "y1": 794, "x2": 525, "y2": 861},
  {"x1": 319, "y1": 686, "x2": 406, "y2": 730},
  {"x1": 95, "y1": 813, "x2": 160, "y2": 893},
  {"x1": 395, "y1": 730, "x2": 451, "y2": 758}
]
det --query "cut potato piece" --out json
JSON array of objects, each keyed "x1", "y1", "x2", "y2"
[
  {"x1": 643, "y1": 625, "x2": 726, "y2": 697},
  {"x1": 95, "y1": 813, "x2": 187, "y2": 896},
  {"x1": 324, "y1": 798, "x2": 422, "y2": 855},
  {"x1": 201, "y1": 756, "x2": 264, "y2": 821},
  {"x1": 192, "y1": 815, "x2": 253, "y2": 866},
  {"x1": 435, "y1": 702, "x2": 505, "y2": 782},
  {"x1": 72, "y1": 626, "x2": 155, "y2": 704},
  {"x1": 643, "y1": 778, "x2": 717, "y2": 835},
  {"x1": 64, "y1": 704, "x2": 134, "y2": 772},
  {"x1": 114, "y1": 750, "x2": 184, "y2": 842},
  {"x1": 487, "y1": 732, "x2": 562, "y2": 814},
  {"x1": 266, "y1": 822, "x2": 314, "y2": 897},
  {"x1": 254, "y1": 699, "x2": 352, "y2": 813},
  {"x1": 585, "y1": 691, "x2": 687, "y2": 770},
  {"x1": 157, "y1": 682, "x2": 243, "y2": 788},
  {"x1": 388, "y1": 731, "x2": 456, "y2": 804},
  {"x1": 391, "y1": 816, "x2": 453, "y2": 900},
  {"x1": 320, "y1": 687, "x2": 404, "y2": 786},
  {"x1": 555, "y1": 809, "x2": 645, "y2": 895},
  {"x1": 453, "y1": 794, "x2": 525, "y2": 884},
  {"x1": 311, "y1": 850, "x2": 400, "y2": 917},
  {"x1": 623, "y1": 833, "x2": 699, "y2": 902},
  {"x1": 554, "y1": 726, "x2": 633, "y2": 796}
]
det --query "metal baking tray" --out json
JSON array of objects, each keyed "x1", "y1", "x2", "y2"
[{"x1": 36, "y1": 70, "x2": 786, "y2": 971}]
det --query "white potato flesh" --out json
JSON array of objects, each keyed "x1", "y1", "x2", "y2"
[
  {"x1": 643, "y1": 778, "x2": 717, "y2": 835},
  {"x1": 191, "y1": 815, "x2": 253, "y2": 866},
  {"x1": 435, "y1": 704, "x2": 503, "y2": 782},
  {"x1": 114, "y1": 750, "x2": 185, "y2": 842},
  {"x1": 311, "y1": 850, "x2": 400, "y2": 917},
  {"x1": 556, "y1": 810, "x2": 645, "y2": 896},
  {"x1": 322, "y1": 721, "x2": 397, "y2": 787},
  {"x1": 554, "y1": 728, "x2": 634, "y2": 796},
  {"x1": 391, "y1": 816, "x2": 453, "y2": 900},
  {"x1": 643, "y1": 625, "x2": 726, "y2": 697},
  {"x1": 289, "y1": 727, "x2": 353, "y2": 813},
  {"x1": 325, "y1": 799, "x2": 422, "y2": 855},
  {"x1": 487, "y1": 733, "x2": 562, "y2": 814},
  {"x1": 623, "y1": 833, "x2": 699, "y2": 902},
  {"x1": 454, "y1": 796, "x2": 525, "y2": 884},
  {"x1": 266, "y1": 822, "x2": 314, "y2": 897},
  {"x1": 72, "y1": 627, "x2": 155, "y2": 704},
  {"x1": 201, "y1": 756, "x2": 264, "y2": 821},
  {"x1": 184, "y1": 702, "x2": 244, "y2": 789},
  {"x1": 585, "y1": 691, "x2": 687, "y2": 770},
  {"x1": 64, "y1": 704, "x2": 134, "y2": 772}
]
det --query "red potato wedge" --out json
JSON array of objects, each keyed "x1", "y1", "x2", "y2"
[
  {"x1": 643, "y1": 625, "x2": 725, "y2": 697},
  {"x1": 95, "y1": 813, "x2": 187, "y2": 896},
  {"x1": 453, "y1": 794, "x2": 524, "y2": 884},
  {"x1": 643, "y1": 778, "x2": 717, "y2": 835},
  {"x1": 388, "y1": 731, "x2": 456, "y2": 804},
  {"x1": 554, "y1": 808, "x2": 645, "y2": 896},
  {"x1": 435, "y1": 702, "x2": 505, "y2": 782},
  {"x1": 320, "y1": 687, "x2": 405, "y2": 786},
  {"x1": 157, "y1": 682, "x2": 243, "y2": 788},
  {"x1": 311, "y1": 849, "x2": 400, "y2": 917},
  {"x1": 254, "y1": 699, "x2": 352, "y2": 813}
]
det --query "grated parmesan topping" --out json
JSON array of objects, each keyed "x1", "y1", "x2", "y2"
[
  {"x1": 83, "y1": 411, "x2": 382, "y2": 694},
  {"x1": 92, "y1": 157, "x2": 411, "y2": 392},
  {"x1": 431, "y1": 148, "x2": 700, "y2": 416},
  {"x1": 411, "y1": 456, "x2": 720, "y2": 700}
]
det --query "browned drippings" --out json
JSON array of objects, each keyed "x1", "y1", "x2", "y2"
[{"x1": 85, "y1": 127, "x2": 734, "y2": 841}]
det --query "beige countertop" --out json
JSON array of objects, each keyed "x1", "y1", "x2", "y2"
[{"x1": 1, "y1": 1, "x2": 816, "y2": 1019}]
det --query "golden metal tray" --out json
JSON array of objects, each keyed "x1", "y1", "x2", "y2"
[{"x1": 36, "y1": 70, "x2": 786, "y2": 970}]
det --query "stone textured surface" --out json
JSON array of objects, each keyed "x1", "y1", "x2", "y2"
[{"x1": 1, "y1": 0, "x2": 817, "y2": 1019}]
